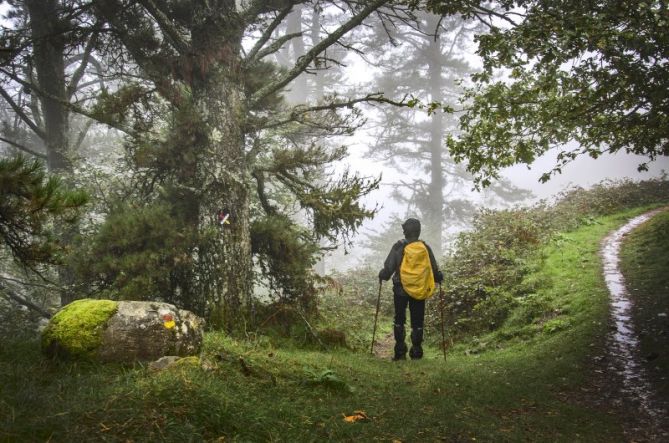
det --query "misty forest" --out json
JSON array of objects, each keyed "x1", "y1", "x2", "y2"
[{"x1": 1, "y1": 0, "x2": 669, "y2": 441}]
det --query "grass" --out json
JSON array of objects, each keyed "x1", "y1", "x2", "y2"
[
  {"x1": 0, "y1": 207, "x2": 660, "y2": 442},
  {"x1": 619, "y1": 207, "x2": 669, "y2": 403}
]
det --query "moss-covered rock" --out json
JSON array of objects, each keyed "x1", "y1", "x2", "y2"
[
  {"x1": 42, "y1": 299, "x2": 119, "y2": 359},
  {"x1": 41, "y1": 299, "x2": 204, "y2": 362}
]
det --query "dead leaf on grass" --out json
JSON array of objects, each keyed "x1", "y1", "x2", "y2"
[{"x1": 343, "y1": 410, "x2": 369, "y2": 423}]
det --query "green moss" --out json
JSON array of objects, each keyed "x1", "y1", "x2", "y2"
[
  {"x1": 172, "y1": 356, "x2": 201, "y2": 368},
  {"x1": 42, "y1": 299, "x2": 118, "y2": 359}
]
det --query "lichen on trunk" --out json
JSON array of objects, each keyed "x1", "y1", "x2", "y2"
[{"x1": 188, "y1": 24, "x2": 253, "y2": 330}]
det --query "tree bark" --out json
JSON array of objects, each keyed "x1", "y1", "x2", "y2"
[
  {"x1": 25, "y1": 0, "x2": 71, "y2": 173},
  {"x1": 189, "y1": 16, "x2": 253, "y2": 330}
]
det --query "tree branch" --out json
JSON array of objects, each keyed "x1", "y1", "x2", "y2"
[
  {"x1": 0, "y1": 135, "x2": 47, "y2": 159},
  {"x1": 0, "y1": 281, "x2": 51, "y2": 319},
  {"x1": 0, "y1": 85, "x2": 45, "y2": 140},
  {"x1": 246, "y1": 3, "x2": 295, "y2": 62},
  {"x1": 72, "y1": 119, "x2": 95, "y2": 151},
  {"x1": 250, "y1": 0, "x2": 390, "y2": 107},
  {"x1": 252, "y1": 169, "x2": 278, "y2": 215},
  {"x1": 0, "y1": 67, "x2": 133, "y2": 135},
  {"x1": 137, "y1": 0, "x2": 190, "y2": 54},
  {"x1": 67, "y1": 26, "x2": 101, "y2": 100},
  {"x1": 253, "y1": 32, "x2": 304, "y2": 63},
  {"x1": 259, "y1": 92, "x2": 409, "y2": 130},
  {"x1": 472, "y1": 4, "x2": 522, "y2": 27}
]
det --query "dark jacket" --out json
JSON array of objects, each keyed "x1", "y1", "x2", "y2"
[{"x1": 378, "y1": 239, "x2": 443, "y2": 286}]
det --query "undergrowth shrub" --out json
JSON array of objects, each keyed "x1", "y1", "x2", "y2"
[
  {"x1": 251, "y1": 214, "x2": 320, "y2": 309},
  {"x1": 438, "y1": 207, "x2": 548, "y2": 337},
  {"x1": 317, "y1": 266, "x2": 384, "y2": 351},
  {"x1": 69, "y1": 203, "x2": 201, "y2": 312},
  {"x1": 547, "y1": 176, "x2": 669, "y2": 231}
]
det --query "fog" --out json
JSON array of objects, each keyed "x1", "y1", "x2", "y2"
[
  {"x1": 325, "y1": 144, "x2": 669, "y2": 272},
  {"x1": 501, "y1": 149, "x2": 669, "y2": 201},
  {"x1": 315, "y1": 10, "x2": 669, "y2": 271}
]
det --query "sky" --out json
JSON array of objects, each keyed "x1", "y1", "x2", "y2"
[{"x1": 501, "y1": 148, "x2": 669, "y2": 202}]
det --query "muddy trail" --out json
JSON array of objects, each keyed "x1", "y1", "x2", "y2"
[{"x1": 588, "y1": 208, "x2": 669, "y2": 441}]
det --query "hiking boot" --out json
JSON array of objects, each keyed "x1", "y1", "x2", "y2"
[
  {"x1": 410, "y1": 328, "x2": 423, "y2": 360},
  {"x1": 393, "y1": 323, "x2": 407, "y2": 361},
  {"x1": 409, "y1": 346, "x2": 423, "y2": 360},
  {"x1": 393, "y1": 341, "x2": 408, "y2": 361}
]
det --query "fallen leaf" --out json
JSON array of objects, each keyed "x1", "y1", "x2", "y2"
[{"x1": 343, "y1": 410, "x2": 369, "y2": 423}]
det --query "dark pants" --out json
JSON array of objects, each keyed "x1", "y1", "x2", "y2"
[{"x1": 392, "y1": 283, "x2": 425, "y2": 359}]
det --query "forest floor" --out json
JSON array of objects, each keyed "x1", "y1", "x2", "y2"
[{"x1": 1, "y1": 207, "x2": 668, "y2": 442}]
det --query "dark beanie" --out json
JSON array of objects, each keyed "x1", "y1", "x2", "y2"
[{"x1": 402, "y1": 218, "x2": 421, "y2": 237}]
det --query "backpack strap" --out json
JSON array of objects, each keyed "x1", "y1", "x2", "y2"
[{"x1": 392, "y1": 239, "x2": 408, "y2": 284}]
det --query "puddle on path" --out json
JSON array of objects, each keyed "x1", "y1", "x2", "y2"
[{"x1": 601, "y1": 208, "x2": 668, "y2": 422}]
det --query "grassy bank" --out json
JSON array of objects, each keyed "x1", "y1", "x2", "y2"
[
  {"x1": 0, "y1": 208, "x2": 658, "y2": 442},
  {"x1": 619, "y1": 207, "x2": 669, "y2": 404}
]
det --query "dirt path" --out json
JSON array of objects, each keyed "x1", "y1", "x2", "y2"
[
  {"x1": 591, "y1": 208, "x2": 669, "y2": 441},
  {"x1": 372, "y1": 332, "x2": 394, "y2": 360}
]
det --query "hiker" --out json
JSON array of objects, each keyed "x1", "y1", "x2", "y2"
[{"x1": 378, "y1": 218, "x2": 443, "y2": 360}]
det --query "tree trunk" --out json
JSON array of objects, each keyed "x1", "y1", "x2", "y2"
[
  {"x1": 426, "y1": 34, "x2": 444, "y2": 258},
  {"x1": 286, "y1": 5, "x2": 308, "y2": 104},
  {"x1": 189, "y1": 20, "x2": 253, "y2": 331},
  {"x1": 310, "y1": 6, "x2": 325, "y2": 101},
  {"x1": 25, "y1": 0, "x2": 79, "y2": 306},
  {"x1": 25, "y1": 0, "x2": 71, "y2": 172}
]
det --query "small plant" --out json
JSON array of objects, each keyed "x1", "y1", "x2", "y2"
[
  {"x1": 302, "y1": 367, "x2": 352, "y2": 393},
  {"x1": 542, "y1": 318, "x2": 572, "y2": 334}
]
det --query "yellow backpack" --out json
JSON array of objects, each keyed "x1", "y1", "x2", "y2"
[{"x1": 399, "y1": 241, "x2": 436, "y2": 300}]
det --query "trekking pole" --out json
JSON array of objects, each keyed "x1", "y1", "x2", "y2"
[
  {"x1": 439, "y1": 282, "x2": 447, "y2": 361},
  {"x1": 370, "y1": 281, "x2": 382, "y2": 355}
]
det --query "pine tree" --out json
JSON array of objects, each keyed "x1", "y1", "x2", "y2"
[
  {"x1": 0, "y1": 154, "x2": 87, "y2": 267},
  {"x1": 83, "y1": 1, "x2": 414, "y2": 329},
  {"x1": 0, "y1": 1, "x2": 104, "y2": 171},
  {"x1": 362, "y1": 11, "x2": 529, "y2": 256}
]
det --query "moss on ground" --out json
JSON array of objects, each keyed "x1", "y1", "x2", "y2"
[{"x1": 41, "y1": 299, "x2": 118, "y2": 359}]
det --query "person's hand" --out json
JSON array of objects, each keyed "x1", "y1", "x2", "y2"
[
  {"x1": 436, "y1": 271, "x2": 444, "y2": 284},
  {"x1": 378, "y1": 269, "x2": 386, "y2": 282}
]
